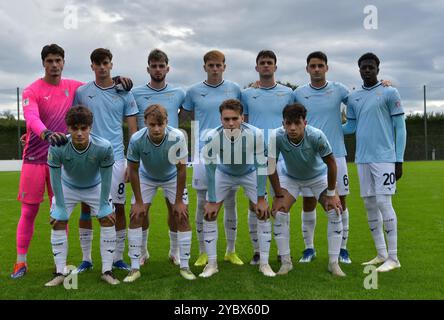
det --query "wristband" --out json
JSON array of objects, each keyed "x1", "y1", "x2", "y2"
[{"x1": 326, "y1": 189, "x2": 336, "y2": 197}]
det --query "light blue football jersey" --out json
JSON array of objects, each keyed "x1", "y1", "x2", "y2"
[
  {"x1": 47, "y1": 133, "x2": 114, "y2": 189},
  {"x1": 203, "y1": 122, "x2": 267, "y2": 202},
  {"x1": 127, "y1": 126, "x2": 188, "y2": 182},
  {"x1": 132, "y1": 83, "x2": 185, "y2": 129},
  {"x1": 293, "y1": 81, "x2": 349, "y2": 157},
  {"x1": 73, "y1": 81, "x2": 138, "y2": 160},
  {"x1": 346, "y1": 82, "x2": 404, "y2": 163},
  {"x1": 269, "y1": 125, "x2": 332, "y2": 180},
  {"x1": 241, "y1": 83, "x2": 294, "y2": 142},
  {"x1": 183, "y1": 80, "x2": 241, "y2": 150}
]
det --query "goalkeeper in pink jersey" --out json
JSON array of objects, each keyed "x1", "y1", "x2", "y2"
[{"x1": 11, "y1": 44, "x2": 132, "y2": 279}]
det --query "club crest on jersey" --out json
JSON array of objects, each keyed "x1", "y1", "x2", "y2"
[
  {"x1": 395, "y1": 101, "x2": 401, "y2": 108},
  {"x1": 23, "y1": 98, "x2": 29, "y2": 107},
  {"x1": 65, "y1": 89, "x2": 69, "y2": 97}
]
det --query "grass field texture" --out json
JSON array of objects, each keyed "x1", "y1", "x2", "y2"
[{"x1": 0, "y1": 161, "x2": 443, "y2": 300}]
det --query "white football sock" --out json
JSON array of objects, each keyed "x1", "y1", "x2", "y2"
[
  {"x1": 100, "y1": 226, "x2": 116, "y2": 273},
  {"x1": 341, "y1": 208, "x2": 349, "y2": 249},
  {"x1": 376, "y1": 195, "x2": 398, "y2": 261},
  {"x1": 203, "y1": 220, "x2": 218, "y2": 266},
  {"x1": 51, "y1": 229, "x2": 68, "y2": 274},
  {"x1": 196, "y1": 190, "x2": 206, "y2": 254},
  {"x1": 114, "y1": 229, "x2": 126, "y2": 262},
  {"x1": 248, "y1": 210, "x2": 259, "y2": 253},
  {"x1": 169, "y1": 230, "x2": 179, "y2": 257},
  {"x1": 364, "y1": 196, "x2": 388, "y2": 258},
  {"x1": 224, "y1": 189, "x2": 237, "y2": 253},
  {"x1": 302, "y1": 210, "x2": 316, "y2": 249},
  {"x1": 178, "y1": 231, "x2": 192, "y2": 269},
  {"x1": 79, "y1": 228, "x2": 93, "y2": 262},
  {"x1": 274, "y1": 211, "x2": 290, "y2": 259},
  {"x1": 326, "y1": 209, "x2": 343, "y2": 264},
  {"x1": 142, "y1": 228, "x2": 149, "y2": 255},
  {"x1": 128, "y1": 227, "x2": 142, "y2": 270},
  {"x1": 257, "y1": 219, "x2": 272, "y2": 265}
]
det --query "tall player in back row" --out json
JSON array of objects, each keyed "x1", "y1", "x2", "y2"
[
  {"x1": 73, "y1": 48, "x2": 138, "y2": 273},
  {"x1": 343, "y1": 52, "x2": 406, "y2": 272},
  {"x1": 241, "y1": 50, "x2": 294, "y2": 265},
  {"x1": 132, "y1": 49, "x2": 186, "y2": 266},
  {"x1": 11, "y1": 44, "x2": 83, "y2": 279},
  {"x1": 183, "y1": 50, "x2": 243, "y2": 267},
  {"x1": 293, "y1": 51, "x2": 352, "y2": 264},
  {"x1": 292, "y1": 51, "x2": 393, "y2": 264}
]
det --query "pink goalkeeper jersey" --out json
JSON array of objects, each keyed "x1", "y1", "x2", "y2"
[{"x1": 22, "y1": 78, "x2": 83, "y2": 164}]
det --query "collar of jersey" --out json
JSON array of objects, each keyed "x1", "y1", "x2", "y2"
[
  {"x1": 362, "y1": 81, "x2": 382, "y2": 91},
  {"x1": 146, "y1": 129, "x2": 167, "y2": 147},
  {"x1": 259, "y1": 83, "x2": 278, "y2": 90},
  {"x1": 286, "y1": 134, "x2": 304, "y2": 148},
  {"x1": 309, "y1": 81, "x2": 329, "y2": 91},
  {"x1": 204, "y1": 80, "x2": 224, "y2": 88},
  {"x1": 147, "y1": 83, "x2": 168, "y2": 92},
  {"x1": 70, "y1": 138, "x2": 91, "y2": 154},
  {"x1": 93, "y1": 81, "x2": 116, "y2": 90},
  {"x1": 222, "y1": 128, "x2": 243, "y2": 144}
]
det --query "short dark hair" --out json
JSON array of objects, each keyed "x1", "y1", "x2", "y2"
[
  {"x1": 256, "y1": 50, "x2": 277, "y2": 64},
  {"x1": 306, "y1": 51, "x2": 328, "y2": 65},
  {"x1": 144, "y1": 104, "x2": 168, "y2": 123},
  {"x1": 282, "y1": 103, "x2": 307, "y2": 122},
  {"x1": 219, "y1": 99, "x2": 243, "y2": 115},
  {"x1": 90, "y1": 48, "x2": 113, "y2": 64},
  {"x1": 41, "y1": 44, "x2": 65, "y2": 61},
  {"x1": 66, "y1": 105, "x2": 93, "y2": 127},
  {"x1": 148, "y1": 49, "x2": 169, "y2": 65},
  {"x1": 358, "y1": 52, "x2": 380, "y2": 67}
]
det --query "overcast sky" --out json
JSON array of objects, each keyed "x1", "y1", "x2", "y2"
[{"x1": 1, "y1": 0, "x2": 443, "y2": 116}]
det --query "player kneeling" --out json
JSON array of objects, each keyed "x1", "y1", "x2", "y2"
[
  {"x1": 125, "y1": 104, "x2": 195, "y2": 282},
  {"x1": 45, "y1": 105, "x2": 119, "y2": 286},
  {"x1": 268, "y1": 103, "x2": 346, "y2": 277}
]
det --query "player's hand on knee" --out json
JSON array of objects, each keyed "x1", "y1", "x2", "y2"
[
  {"x1": 204, "y1": 202, "x2": 218, "y2": 220},
  {"x1": 256, "y1": 198, "x2": 270, "y2": 220},
  {"x1": 101, "y1": 213, "x2": 116, "y2": 226},
  {"x1": 42, "y1": 130, "x2": 68, "y2": 146},
  {"x1": 325, "y1": 194, "x2": 342, "y2": 215},
  {"x1": 271, "y1": 196, "x2": 286, "y2": 217},
  {"x1": 173, "y1": 200, "x2": 189, "y2": 220},
  {"x1": 395, "y1": 162, "x2": 403, "y2": 181},
  {"x1": 130, "y1": 202, "x2": 146, "y2": 220},
  {"x1": 113, "y1": 76, "x2": 133, "y2": 91}
]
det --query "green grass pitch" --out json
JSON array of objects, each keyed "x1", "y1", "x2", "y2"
[{"x1": 0, "y1": 161, "x2": 443, "y2": 300}]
